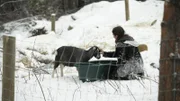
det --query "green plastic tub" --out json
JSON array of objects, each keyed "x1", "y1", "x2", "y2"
[{"x1": 75, "y1": 60, "x2": 117, "y2": 82}]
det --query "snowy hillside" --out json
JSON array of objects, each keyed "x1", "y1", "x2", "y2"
[{"x1": 0, "y1": 0, "x2": 164, "y2": 101}]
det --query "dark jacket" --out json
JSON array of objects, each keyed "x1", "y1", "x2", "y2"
[{"x1": 103, "y1": 34, "x2": 144, "y2": 79}]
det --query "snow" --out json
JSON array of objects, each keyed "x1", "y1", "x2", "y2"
[{"x1": 0, "y1": 0, "x2": 164, "y2": 101}]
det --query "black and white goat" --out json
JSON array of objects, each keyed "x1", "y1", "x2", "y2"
[{"x1": 52, "y1": 46, "x2": 101, "y2": 77}]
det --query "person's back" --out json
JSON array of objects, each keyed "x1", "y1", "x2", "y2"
[
  {"x1": 115, "y1": 35, "x2": 144, "y2": 79},
  {"x1": 101, "y1": 26, "x2": 144, "y2": 80}
]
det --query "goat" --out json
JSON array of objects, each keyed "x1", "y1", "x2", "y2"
[{"x1": 52, "y1": 46, "x2": 101, "y2": 77}]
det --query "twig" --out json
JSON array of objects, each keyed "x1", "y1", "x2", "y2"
[
  {"x1": 107, "y1": 80, "x2": 118, "y2": 93},
  {"x1": 114, "y1": 81, "x2": 123, "y2": 93},
  {"x1": 109, "y1": 81, "x2": 121, "y2": 94},
  {"x1": 47, "y1": 88, "x2": 54, "y2": 101},
  {"x1": 109, "y1": 80, "x2": 119, "y2": 94},
  {"x1": 72, "y1": 76, "x2": 81, "y2": 101},
  {"x1": 126, "y1": 85, "x2": 136, "y2": 101},
  {"x1": 33, "y1": 72, "x2": 47, "y2": 101},
  {"x1": 137, "y1": 78, "x2": 146, "y2": 89},
  {"x1": 18, "y1": 50, "x2": 26, "y2": 56},
  {"x1": 90, "y1": 82, "x2": 105, "y2": 94},
  {"x1": 59, "y1": 30, "x2": 63, "y2": 35},
  {"x1": 132, "y1": 74, "x2": 159, "y2": 84},
  {"x1": 72, "y1": 87, "x2": 80, "y2": 101},
  {"x1": 72, "y1": 76, "x2": 79, "y2": 86},
  {"x1": 141, "y1": 76, "x2": 159, "y2": 84}
]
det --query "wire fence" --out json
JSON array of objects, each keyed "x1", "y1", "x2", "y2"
[
  {"x1": 1, "y1": 73, "x2": 160, "y2": 101},
  {"x1": 0, "y1": 35, "x2": 171, "y2": 101},
  {"x1": 0, "y1": 1, "x2": 179, "y2": 101}
]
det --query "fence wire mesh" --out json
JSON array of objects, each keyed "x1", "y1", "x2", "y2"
[
  {"x1": 1, "y1": 1, "x2": 179, "y2": 101},
  {"x1": 0, "y1": 36, "x2": 169, "y2": 101}
]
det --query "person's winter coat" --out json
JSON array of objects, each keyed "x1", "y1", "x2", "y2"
[{"x1": 103, "y1": 34, "x2": 144, "y2": 79}]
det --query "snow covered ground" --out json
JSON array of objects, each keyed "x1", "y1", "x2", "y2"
[{"x1": 0, "y1": 0, "x2": 164, "y2": 101}]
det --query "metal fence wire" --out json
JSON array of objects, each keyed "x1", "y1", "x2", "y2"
[
  {"x1": 0, "y1": 1, "x2": 180, "y2": 101},
  {"x1": 0, "y1": 34, "x2": 178, "y2": 101},
  {"x1": 0, "y1": 36, "x2": 160, "y2": 101}
]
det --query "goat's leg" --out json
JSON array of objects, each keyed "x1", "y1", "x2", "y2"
[
  {"x1": 52, "y1": 57, "x2": 60, "y2": 78},
  {"x1": 52, "y1": 69, "x2": 58, "y2": 78},
  {"x1": 52, "y1": 69, "x2": 55, "y2": 78},
  {"x1": 60, "y1": 64, "x2": 64, "y2": 77}
]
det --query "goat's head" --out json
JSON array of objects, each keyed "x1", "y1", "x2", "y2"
[{"x1": 91, "y1": 46, "x2": 101, "y2": 59}]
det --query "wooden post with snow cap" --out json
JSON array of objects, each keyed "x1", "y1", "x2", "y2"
[
  {"x1": 51, "y1": 14, "x2": 56, "y2": 32},
  {"x1": 125, "y1": 0, "x2": 130, "y2": 21},
  {"x1": 2, "y1": 35, "x2": 16, "y2": 101}
]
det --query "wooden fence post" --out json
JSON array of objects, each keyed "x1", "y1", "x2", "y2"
[
  {"x1": 2, "y1": 36, "x2": 16, "y2": 101},
  {"x1": 125, "y1": 0, "x2": 130, "y2": 21},
  {"x1": 51, "y1": 14, "x2": 56, "y2": 32},
  {"x1": 159, "y1": 1, "x2": 180, "y2": 101}
]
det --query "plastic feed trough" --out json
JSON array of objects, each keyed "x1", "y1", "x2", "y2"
[{"x1": 75, "y1": 60, "x2": 117, "y2": 82}]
